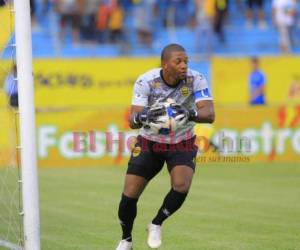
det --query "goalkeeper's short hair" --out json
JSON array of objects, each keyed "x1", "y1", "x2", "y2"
[{"x1": 161, "y1": 44, "x2": 186, "y2": 62}]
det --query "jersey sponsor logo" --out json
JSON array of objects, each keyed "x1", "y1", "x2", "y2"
[
  {"x1": 180, "y1": 86, "x2": 190, "y2": 97},
  {"x1": 132, "y1": 146, "x2": 141, "y2": 157},
  {"x1": 151, "y1": 81, "x2": 161, "y2": 89}
]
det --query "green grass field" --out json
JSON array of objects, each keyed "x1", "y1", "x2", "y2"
[
  {"x1": 39, "y1": 164, "x2": 300, "y2": 250},
  {"x1": 1, "y1": 164, "x2": 300, "y2": 250}
]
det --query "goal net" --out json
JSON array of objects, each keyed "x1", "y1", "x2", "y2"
[{"x1": 0, "y1": 1, "x2": 23, "y2": 249}]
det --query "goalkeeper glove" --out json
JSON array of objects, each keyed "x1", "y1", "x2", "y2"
[
  {"x1": 187, "y1": 109, "x2": 198, "y2": 122},
  {"x1": 133, "y1": 105, "x2": 166, "y2": 126},
  {"x1": 170, "y1": 103, "x2": 198, "y2": 122},
  {"x1": 134, "y1": 107, "x2": 149, "y2": 124}
]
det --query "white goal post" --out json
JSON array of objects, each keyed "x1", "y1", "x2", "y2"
[{"x1": 14, "y1": 0, "x2": 41, "y2": 249}]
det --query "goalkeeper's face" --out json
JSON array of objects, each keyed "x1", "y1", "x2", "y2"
[{"x1": 164, "y1": 51, "x2": 188, "y2": 81}]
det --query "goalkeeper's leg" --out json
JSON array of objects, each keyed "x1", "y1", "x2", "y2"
[
  {"x1": 151, "y1": 137, "x2": 196, "y2": 227},
  {"x1": 148, "y1": 165, "x2": 193, "y2": 248},
  {"x1": 118, "y1": 174, "x2": 147, "y2": 243},
  {"x1": 116, "y1": 135, "x2": 165, "y2": 250},
  {"x1": 152, "y1": 165, "x2": 193, "y2": 225}
]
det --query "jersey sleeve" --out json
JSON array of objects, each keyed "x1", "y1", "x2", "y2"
[
  {"x1": 193, "y1": 73, "x2": 213, "y2": 103},
  {"x1": 131, "y1": 76, "x2": 150, "y2": 106}
]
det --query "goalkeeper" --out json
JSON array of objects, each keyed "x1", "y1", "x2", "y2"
[{"x1": 116, "y1": 44, "x2": 215, "y2": 250}]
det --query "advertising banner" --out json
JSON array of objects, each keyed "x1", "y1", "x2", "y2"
[
  {"x1": 2, "y1": 105, "x2": 299, "y2": 167},
  {"x1": 0, "y1": 57, "x2": 158, "y2": 108},
  {"x1": 212, "y1": 105, "x2": 300, "y2": 163},
  {"x1": 212, "y1": 56, "x2": 300, "y2": 105},
  {"x1": 33, "y1": 58, "x2": 159, "y2": 108},
  {"x1": 0, "y1": 5, "x2": 13, "y2": 52},
  {"x1": 1, "y1": 58, "x2": 299, "y2": 167}
]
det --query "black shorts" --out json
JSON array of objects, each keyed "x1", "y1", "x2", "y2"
[
  {"x1": 247, "y1": 0, "x2": 263, "y2": 8},
  {"x1": 127, "y1": 135, "x2": 198, "y2": 181}
]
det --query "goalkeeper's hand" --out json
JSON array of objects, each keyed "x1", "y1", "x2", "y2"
[
  {"x1": 133, "y1": 105, "x2": 165, "y2": 127},
  {"x1": 170, "y1": 103, "x2": 198, "y2": 124}
]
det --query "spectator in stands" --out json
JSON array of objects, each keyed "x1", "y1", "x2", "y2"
[
  {"x1": 214, "y1": 0, "x2": 228, "y2": 43},
  {"x1": 4, "y1": 64, "x2": 18, "y2": 109},
  {"x1": 96, "y1": 0, "x2": 110, "y2": 43},
  {"x1": 133, "y1": 0, "x2": 157, "y2": 47},
  {"x1": 246, "y1": 0, "x2": 267, "y2": 29},
  {"x1": 55, "y1": 0, "x2": 81, "y2": 44},
  {"x1": 79, "y1": 0, "x2": 100, "y2": 42},
  {"x1": 248, "y1": 57, "x2": 266, "y2": 105},
  {"x1": 272, "y1": 0, "x2": 297, "y2": 53},
  {"x1": 30, "y1": 0, "x2": 39, "y2": 31},
  {"x1": 41, "y1": 0, "x2": 50, "y2": 15},
  {"x1": 194, "y1": 0, "x2": 215, "y2": 57},
  {"x1": 161, "y1": 1, "x2": 172, "y2": 28},
  {"x1": 169, "y1": 0, "x2": 190, "y2": 26},
  {"x1": 108, "y1": 0, "x2": 124, "y2": 43}
]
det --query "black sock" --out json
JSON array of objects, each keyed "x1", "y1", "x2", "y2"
[
  {"x1": 118, "y1": 193, "x2": 138, "y2": 241},
  {"x1": 152, "y1": 189, "x2": 188, "y2": 226}
]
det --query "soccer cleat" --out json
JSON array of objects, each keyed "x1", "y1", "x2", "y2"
[
  {"x1": 116, "y1": 239, "x2": 133, "y2": 250},
  {"x1": 147, "y1": 223, "x2": 162, "y2": 249}
]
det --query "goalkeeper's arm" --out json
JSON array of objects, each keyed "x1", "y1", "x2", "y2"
[{"x1": 191, "y1": 100, "x2": 215, "y2": 123}]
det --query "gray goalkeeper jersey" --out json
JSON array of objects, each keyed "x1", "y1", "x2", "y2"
[{"x1": 132, "y1": 68, "x2": 213, "y2": 144}]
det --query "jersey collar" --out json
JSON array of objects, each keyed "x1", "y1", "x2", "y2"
[{"x1": 160, "y1": 70, "x2": 182, "y2": 88}]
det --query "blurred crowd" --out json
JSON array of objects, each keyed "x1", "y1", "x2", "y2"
[
  {"x1": 1, "y1": 0, "x2": 299, "y2": 54},
  {"x1": 53, "y1": 0, "x2": 124, "y2": 44},
  {"x1": 51, "y1": 0, "x2": 230, "y2": 47}
]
